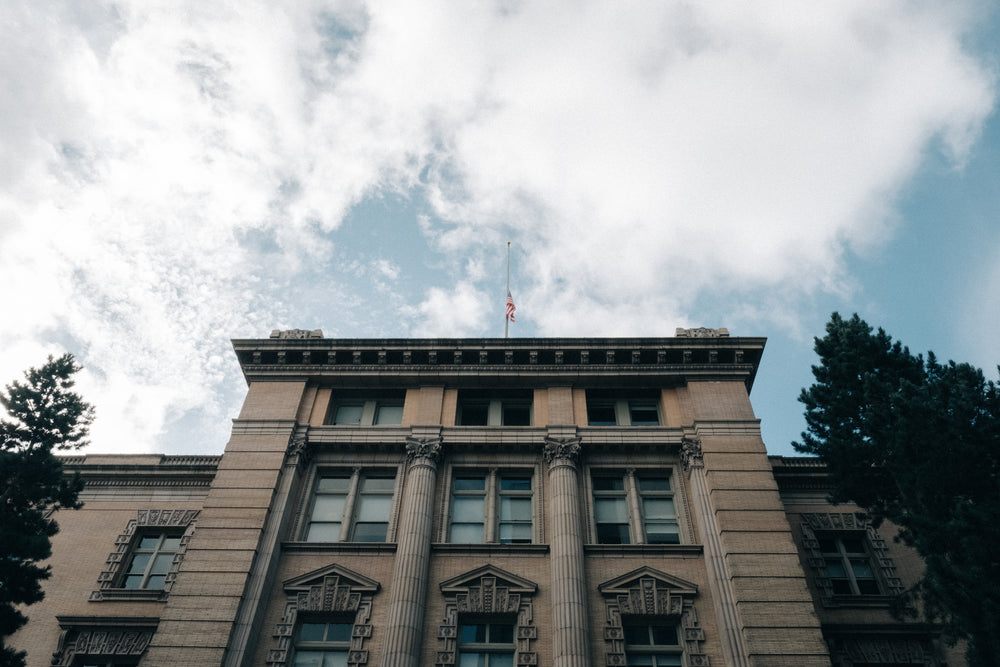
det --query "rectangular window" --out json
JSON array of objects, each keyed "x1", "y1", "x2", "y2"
[
  {"x1": 326, "y1": 392, "x2": 404, "y2": 426},
  {"x1": 623, "y1": 623, "x2": 683, "y2": 666},
  {"x1": 458, "y1": 623, "x2": 515, "y2": 667},
  {"x1": 458, "y1": 392, "x2": 532, "y2": 426},
  {"x1": 305, "y1": 471, "x2": 396, "y2": 542},
  {"x1": 592, "y1": 472, "x2": 679, "y2": 545},
  {"x1": 294, "y1": 621, "x2": 353, "y2": 667},
  {"x1": 820, "y1": 535, "x2": 881, "y2": 595},
  {"x1": 448, "y1": 471, "x2": 533, "y2": 544},
  {"x1": 586, "y1": 393, "x2": 660, "y2": 426},
  {"x1": 121, "y1": 533, "x2": 181, "y2": 589}
]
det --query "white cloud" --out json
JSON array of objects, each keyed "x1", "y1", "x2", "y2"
[{"x1": 0, "y1": 1, "x2": 994, "y2": 453}]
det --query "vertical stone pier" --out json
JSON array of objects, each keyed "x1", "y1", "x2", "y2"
[
  {"x1": 379, "y1": 436, "x2": 442, "y2": 667},
  {"x1": 544, "y1": 437, "x2": 592, "y2": 667}
]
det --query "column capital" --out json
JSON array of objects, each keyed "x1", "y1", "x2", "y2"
[
  {"x1": 681, "y1": 436, "x2": 703, "y2": 472},
  {"x1": 406, "y1": 437, "x2": 443, "y2": 465},
  {"x1": 543, "y1": 437, "x2": 582, "y2": 468},
  {"x1": 285, "y1": 431, "x2": 312, "y2": 469}
]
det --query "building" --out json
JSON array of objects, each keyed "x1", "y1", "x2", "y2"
[{"x1": 10, "y1": 329, "x2": 957, "y2": 666}]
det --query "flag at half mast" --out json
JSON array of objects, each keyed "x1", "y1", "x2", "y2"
[{"x1": 506, "y1": 289, "x2": 516, "y2": 323}]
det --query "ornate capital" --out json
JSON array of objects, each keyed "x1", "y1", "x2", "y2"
[
  {"x1": 286, "y1": 433, "x2": 311, "y2": 467},
  {"x1": 543, "y1": 438, "x2": 581, "y2": 467},
  {"x1": 680, "y1": 437, "x2": 703, "y2": 472},
  {"x1": 406, "y1": 437, "x2": 443, "y2": 464}
]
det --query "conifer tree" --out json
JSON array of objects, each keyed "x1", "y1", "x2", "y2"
[
  {"x1": 0, "y1": 354, "x2": 93, "y2": 667},
  {"x1": 796, "y1": 313, "x2": 1000, "y2": 666}
]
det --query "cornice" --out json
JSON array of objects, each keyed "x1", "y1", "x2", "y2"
[{"x1": 58, "y1": 454, "x2": 219, "y2": 488}]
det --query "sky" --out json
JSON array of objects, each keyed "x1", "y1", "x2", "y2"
[{"x1": 1, "y1": 1, "x2": 998, "y2": 458}]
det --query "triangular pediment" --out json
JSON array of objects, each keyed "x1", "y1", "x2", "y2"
[
  {"x1": 598, "y1": 566, "x2": 697, "y2": 596},
  {"x1": 283, "y1": 563, "x2": 380, "y2": 593},
  {"x1": 440, "y1": 564, "x2": 537, "y2": 594}
]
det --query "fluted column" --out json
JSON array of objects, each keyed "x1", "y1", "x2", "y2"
[
  {"x1": 682, "y1": 437, "x2": 750, "y2": 667},
  {"x1": 544, "y1": 437, "x2": 591, "y2": 667},
  {"x1": 380, "y1": 437, "x2": 442, "y2": 667}
]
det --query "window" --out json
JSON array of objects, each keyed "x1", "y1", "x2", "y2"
[
  {"x1": 458, "y1": 623, "x2": 515, "y2": 667},
  {"x1": 305, "y1": 471, "x2": 396, "y2": 542},
  {"x1": 458, "y1": 392, "x2": 532, "y2": 426},
  {"x1": 292, "y1": 621, "x2": 353, "y2": 667},
  {"x1": 820, "y1": 535, "x2": 880, "y2": 595},
  {"x1": 592, "y1": 472, "x2": 678, "y2": 544},
  {"x1": 326, "y1": 392, "x2": 404, "y2": 425},
  {"x1": 448, "y1": 471, "x2": 533, "y2": 544},
  {"x1": 121, "y1": 532, "x2": 181, "y2": 589},
  {"x1": 623, "y1": 624, "x2": 683, "y2": 666},
  {"x1": 586, "y1": 393, "x2": 660, "y2": 426}
]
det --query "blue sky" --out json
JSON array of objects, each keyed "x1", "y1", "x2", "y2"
[{"x1": 1, "y1": 1, "x2": 997, "y2": 457}]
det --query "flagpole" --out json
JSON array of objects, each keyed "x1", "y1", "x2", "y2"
[{"x1": 505, "y1": 241, "x2": 511, "y2": 339}]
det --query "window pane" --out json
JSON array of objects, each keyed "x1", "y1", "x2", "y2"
[
  {"x1": 500, "y1": 477, "x2": 531, "y2": 491},
  {"x1": 595, "y1": 498, "x2": 629, "y2": 522},
  {"x1": 650, "y1": 625, "x2": 678, "y2": 645},
  {"x1": 161, "y1": 537, "x2": 182, "y2": 551},
  {"x1": 851, "y1": 559, "x2": 874, "y2": 579},
  {"x1": 588, "y1": 404, "x2": 617, "y2": 425},
  {"x1": 842, "y1": 538, "x2": 865, "y2": 553},
  {"x1": 374, "y1": 405, "x2": 403, "y2": 425},
  {"x1": 459, "y1": 655, "x2": 487, "y2": 667},
  {"x1": 452, "y1": 497, "x2": 485, "y2": 522},
  {"x1": 642, "y1": 498, "x2": 676, "y2": 519},
  {"x1": 460, "y1": 624, "x2": 488, "y2": 642},
  {"x1": 592, "y1": 477, "x2": 625, "y2": 491},
  {"x1": 138, "y1": 537, "x2": 160, "y2": 549},
  {"x1": 502, "y1": 404, "x2": 531, "y2": 425},
  {"x1": 489, "y1": 655, "x2": 514, "y2": 667},
  {"x1": 450, "y1": 523, "x2": 484, "y2": 543},
  {"x1": 351, "y1": 522, "x2": 388, "y2": 542},
  {"x1": 127, "y1": 553, "x2": 150, "y2": 574},
  {"x1": 489, "y1": 624, "x2": 514, "y2": 643},
  {"x1": 646, "y1": 524, "x2": 680, "y2": 544},
  {"x1": 293, "y1": 651, "x2": 323, "y2": 667},
  {"x1": 597, "y1": 524, "x2": 631, "y2": 544},
  {"x1": 333, "y1": 405, "x2": 363, "y2": 425},
  {"x1": 500, "y1": 497, "x2": 531, "y2": 520},
  {"x1": 638, "y1": 477, "x2": 671, "y2": 492},
  {"x1": 454, "y1": 477, "x2": 486, "y2": 491},
  {"x1": 321, "y1": 653, "x2": 349, "y2": 667},
  {"x1": 146, "y1": 575, "x2": 166, "y2": 589},
  {"x1": 857, "y1": 579, "x2": 880, "y2": 594},
  {"x1": 124, "y1": 574, "x2": 144, "y2": 589},
  {"x1": 317, "y1": 476, "x2": 351, "y2": 492},
  {"x1": 356, "y1": 494, "x2": 392, "y2": 520},
  {"x1": 499, "y1": 523, "x2": 532, "y2": 543},
  {"x1": 626, "y1": 657, "x2": 654, "y2": 666},
  {"x1": 327, "y1": 623, "x2": 354, "y2": 642},
  {"x1": 818, "y1": 538, "x2": 838, "y2": 553},
  {"x1": 653, "y1": 655, "x2": 683, "y2": 666},
  {"x1": 630, "y1": 405, "x2": 659, "y2": 425},
  {"x1": 461, "y1": 404, "x2": 489, "y2": 425},
  {"x1": 299, "y1": 623, "x2": 326, "y2": 642},
  {"x1": 361, "y1": 476, "x2": 396, "y2": 492},
  {"x1": 306, "y1": 522, "x2": 341, "y2": 542},
  {"x1": 825, "y1": 559, "x2": 847, "y2": 578},
  {"x1": 623, "y1": 625, "x2": 651, "y2": 645},
  {"x1": 311, "y1": 495, "x2": 346, "y2": 521},
  {"x1": 151, "y1": 553, "x2": 173, "y2": 575}
]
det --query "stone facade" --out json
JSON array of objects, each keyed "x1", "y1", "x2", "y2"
[{"x1": 9, "y1": 334, "x2": 957, "y2": 666}]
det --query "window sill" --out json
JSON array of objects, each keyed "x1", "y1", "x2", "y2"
[
  {"x1": 432, "y1": 543, "x2": 550, "y2": 556},
  {"x1": 822, "y1": 594, "x2": 895, "y2": 609},
  {"x1": 89, "y1": 588, "x2": 168, "y2": 602},
  {"x1": 584, "y1": 544, "x2": 704, "y2": 556},
  {"x1": 283, "y1": 541, "x2": 399, "y2": 554}
]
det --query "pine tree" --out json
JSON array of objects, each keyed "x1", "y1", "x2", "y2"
[
  {"x1": 796, "y1": 313, "x2": 1000, "y2": 665},
  {"x1": 0, "y1": 354, "x2": 94, "y2": 667}
]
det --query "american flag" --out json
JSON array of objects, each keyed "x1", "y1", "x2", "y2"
[{"x1": 505, "y1": 289, "x2": 516, "y2": 323}]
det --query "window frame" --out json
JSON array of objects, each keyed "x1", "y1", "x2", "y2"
[
  {"x1": 819, "y1": 535, "x2": 882, "y2": 596},
  {"x1": 586, "y1": 394, "x2": 661, "y2": 426},
  {"x1": 325, "y1": 393, "x2": 404, "y2": 426},
  {"x1": 291, "y1": 619, "x2": 354, "y2": 667},
  {"x1": 589, "y1": 469, "x2": 681, "y2": 545},
  {"x1": 118, "y1": 531, "x2": 183, "y2": 590},
  {"x1": 457, "y1": 398, "x2": 533, "y2": 426},
  {"x1": 446, "y1": 469, "x2": 535, "y2": 544},
  {"x1": 457, "y1": 621, "x2": 516, "y2": 666},
  {"x1": 622, "y1": 622, "x2": 684, "y2": 666},
  {"x1": 302, "y1": 468, "x2": 399, "y2": 543}
]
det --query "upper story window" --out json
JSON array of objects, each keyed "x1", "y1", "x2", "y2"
[
  {"x1": 293, "y1": 620, "x2": 353, "y2": 666},
  {"x1": 121, "y1": 532, "x2": 182, "y2": 589},
  {"x1": 304, "y1": 470, "x2": 397, "y2": 542},
  {"x1": 623, "y1": 623, "x2": 683, "y2": 666},
  {"x1": 458, "y1": 391, "x2": 532, "y2": 426},
  {"x1": 448, "y1": 470, "x2": 534, "y2": 544},
  {"x1": 592, "y1": 471, "x2": 679, "y2": 545},
  {"x1": 326, "y1": 391, "x2": 404, "y2": 425},
  {"x1": 819, "y1": 535, "x2": 880, "y2": 595},
  {"x1": 586, "y1": 391, "x2": 660, "y2": 426}
]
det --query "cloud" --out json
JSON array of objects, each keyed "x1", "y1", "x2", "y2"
[{"x1": 0, "y1": 1, "x2": 994, "y2": 453}]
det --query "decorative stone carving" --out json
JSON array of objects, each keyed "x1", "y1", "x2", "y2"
[
  {"x1": 267, "y1": 564, "x2": 380, "y2": 666},
  {"x1": 800, "y1": 513, "x2": 904, "y2": 605},
  {"x1": 51, "y1": 626, "x2": 155, "y2": 666},
  {"x1": 680, "y1": 437, "x2": 703, "y2": 472},
  {"x1": 598, "y1": 568, "x2": 708, "y2": 666},
  {"x1": 406, "y1": 437, "x2": 443, "y2": 464},
  {"x1": 91, "y1": 509, "x2": 199, "y2": 601},
  {"x1": 675, "y1": 327, "x2": 729, "y2": 338},
  {"x1": 286, "y1": 433, "x2": 311, "y2": 468},
  {"x1": 270, "y1": 329, "x2": 323, "y2": 339},
  {"x1": 436, "y1": 566, "x2": 539, "y2": 667},
  {"x1": 543, "y1": 438, "x2": 581, "y2": 467},
  {"x1": 826, "y1": 635, "x2": 942, "y2": 666}
]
